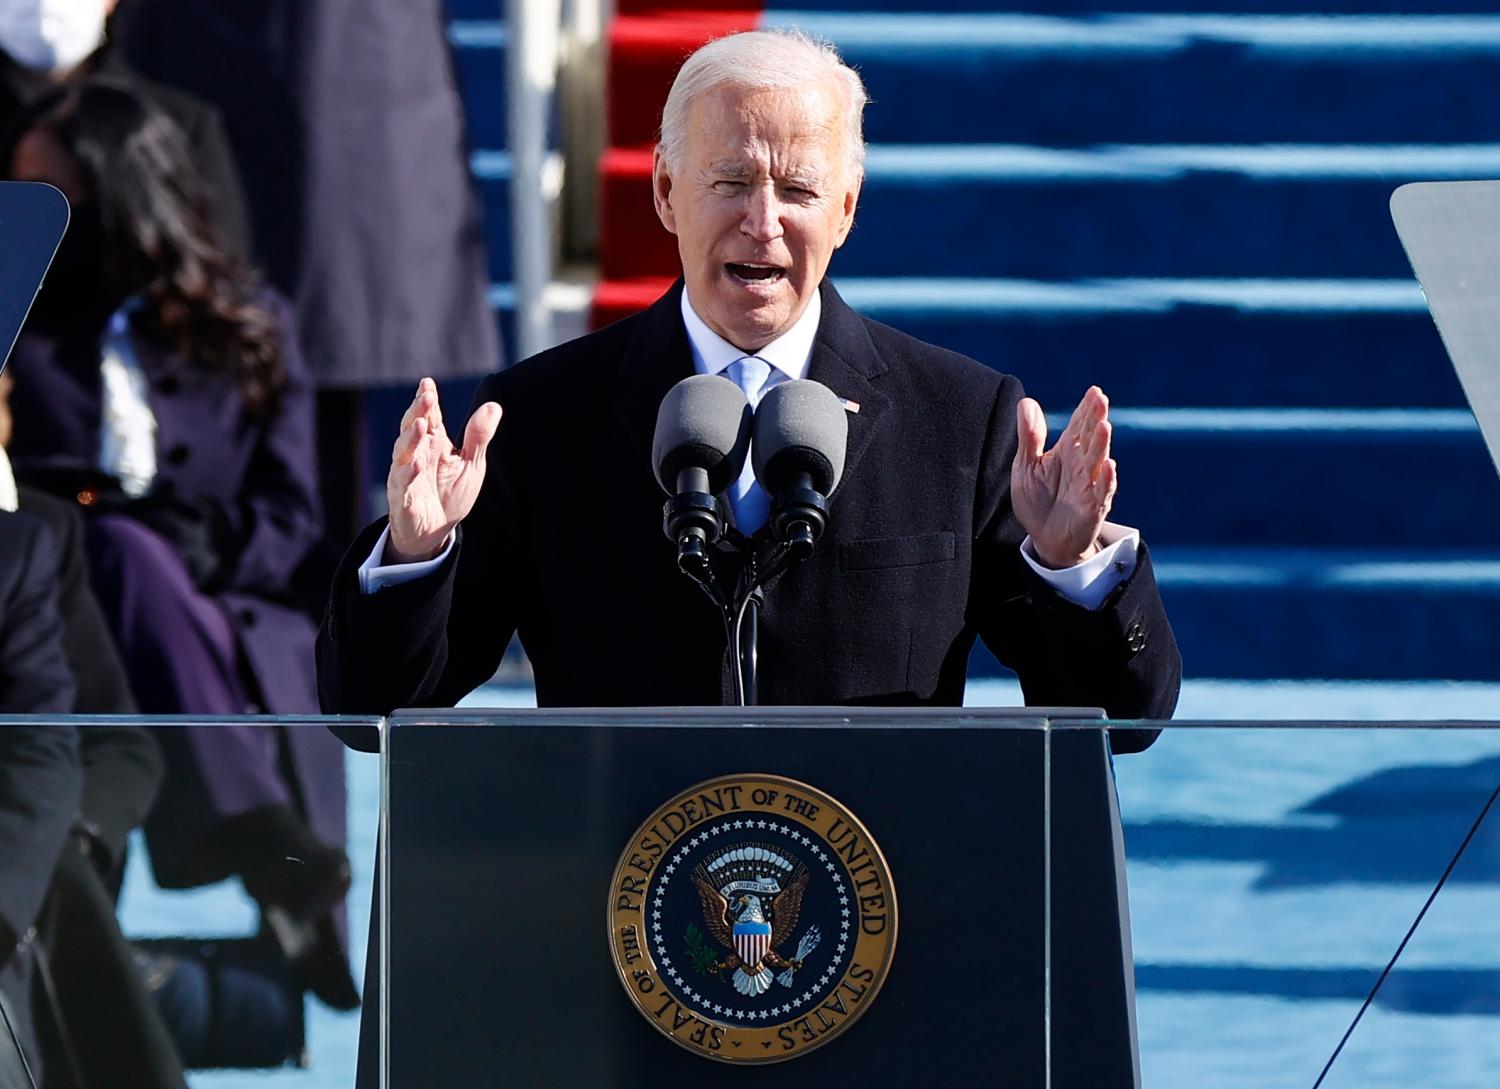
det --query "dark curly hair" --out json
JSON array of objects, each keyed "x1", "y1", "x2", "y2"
[{"x1": 8, "y1": 79, "x2": 285, "y2": 418}]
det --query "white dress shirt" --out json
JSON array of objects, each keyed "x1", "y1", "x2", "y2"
[{"x1": 360, "y1": 290, "x2": 1138, "y2": 609}]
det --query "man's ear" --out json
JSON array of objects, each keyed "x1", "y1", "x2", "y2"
[
  {"x1": 833, "y1": 173, "x2": 862, "y2": 248},
  {"x1": 652, "y1": 147, "x2": 678, "y2": 235}
]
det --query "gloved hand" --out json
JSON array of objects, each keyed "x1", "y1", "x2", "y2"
[{"x1": 120, "y1": 492, "x2": 235, "y2": 591}]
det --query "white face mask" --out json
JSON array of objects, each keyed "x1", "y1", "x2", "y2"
[{"x1": 0, "y1": 0, "x2": 107, "y2": 74}]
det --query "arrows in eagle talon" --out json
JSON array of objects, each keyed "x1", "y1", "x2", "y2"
[{"x1": 776, "y1": 926, "x2": 822, "y2": 987}]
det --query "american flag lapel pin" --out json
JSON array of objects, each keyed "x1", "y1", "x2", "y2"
[{"x1": 840, "y1": 398, "x2": 861, "y2": 413}]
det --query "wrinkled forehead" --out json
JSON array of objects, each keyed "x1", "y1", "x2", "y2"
[{"x1": 684, "y1": 80, "x2": 848, "y2": 170}]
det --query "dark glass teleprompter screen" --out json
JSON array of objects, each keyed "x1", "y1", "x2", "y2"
[{"x1": 0, "y1": 182, "x2": 67, "y2": 372}]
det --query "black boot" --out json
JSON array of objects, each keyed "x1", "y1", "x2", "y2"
[{"x1": 221, "y1": 805, "x2": 351, "y2": 922}]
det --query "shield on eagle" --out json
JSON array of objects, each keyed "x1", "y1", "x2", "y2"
[{"x1": 733, "y1": 916, "x2": 773, "y2": 969}]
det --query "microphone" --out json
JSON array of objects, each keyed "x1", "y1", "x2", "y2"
[
  {"x1": 751, "y1": 380, "x2": 848, "y2": 559},
  {"x1": 652, "y1": 374, "x2": 752, "y2": 572}
]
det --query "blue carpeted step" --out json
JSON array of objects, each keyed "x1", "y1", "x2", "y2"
[
  {"x1": 450, "y1": 20, "x2": 508, "y2": 151},
  {"x1": 970, "y1": 548, "x2": 1500, "y2": 681},
  {"x1": 839, "y1": 145, "x2": 1500, "y2": 279},
  {"x1": 471, "y1": 151, "x2": 513, "y2": 282},
  {"x1": 446, "y1": 0, "x2": 505, "y2": 21},
  {"x1": 763, "y1": 15, "x2": 1500, "y2": 146},
  {"x1": 1080, "y1": 410, "x2": 1500, "y2": 549},
  {"x1": 592, "y1": 144, "x2": 1500, "y2": 279},
  {"x1": 832, "y1": 277, "x2": 1463, "y2": 409}
]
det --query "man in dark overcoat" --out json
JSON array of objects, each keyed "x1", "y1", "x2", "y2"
[
  {"x1": 318, "y1": 32, "x2": 1182, "y2": 1084},
  {"x1": 318, "y1": 30, "x2": 1181, "y2": 734}
]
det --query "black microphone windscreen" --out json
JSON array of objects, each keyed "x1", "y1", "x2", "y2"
[
  {"x1": 652, "y1": 374, "x2": 753, "y2": 495},
  {"x1": 752, "y1": 380, "x2": 849, "y2": 495}
]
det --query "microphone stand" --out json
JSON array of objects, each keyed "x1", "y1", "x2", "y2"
[
  {"x1": 727, "y1": 539, "x2": 808, "y2": 706},
  {"x1": 670, "y1": 500, "x2": 823, "y2": 707},
  {"x1": 674, "y1": 534, "x2": 802, "y2": 707}
]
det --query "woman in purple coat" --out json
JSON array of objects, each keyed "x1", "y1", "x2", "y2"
[{"x1": 4, "y1": 79, "x2": 355, "y2": 1009}]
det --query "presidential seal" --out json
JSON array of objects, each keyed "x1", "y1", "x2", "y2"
[{"x1": 608, "y1": 774, "x2": 897, "y2": 1064}]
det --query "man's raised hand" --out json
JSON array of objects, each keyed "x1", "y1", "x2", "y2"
[
  {"x1": 1011, "y1": 386, "x2": 1117, "y2": 569},
  {"x1": 385, "y1": 377, "x2": 503, "y2": 564}
]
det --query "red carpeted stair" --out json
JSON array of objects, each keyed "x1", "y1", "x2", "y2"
[{"x1": 594, "y1": 9, "x2": 762, "y2": 326}]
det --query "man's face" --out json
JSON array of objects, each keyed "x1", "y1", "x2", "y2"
[{"x1": 652, "y1": 80, "x2": 860, "y2": 352}]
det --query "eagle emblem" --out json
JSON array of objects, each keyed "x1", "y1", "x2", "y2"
[
  {"x1": 691, "y1": 844, "x2": 822, "y2": 996},
  {"x1": 609, "y1": 774, "x2": 898, "y2": 1065}
]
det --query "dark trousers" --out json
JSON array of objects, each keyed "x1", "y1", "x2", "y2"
[{"x1": 37, "y1": 842, "x2": 187, "y2": 1089}]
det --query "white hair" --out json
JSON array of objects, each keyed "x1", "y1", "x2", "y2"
[{"x1": 657, "y1": 28, "x2": 868, "y2": 182}]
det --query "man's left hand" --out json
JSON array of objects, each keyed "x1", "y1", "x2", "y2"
[{"x1": 1011, "y1": 386, "x2": 1117, "y2": 569}]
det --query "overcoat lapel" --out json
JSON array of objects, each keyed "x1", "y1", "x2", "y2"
[
  {"x1": 608, "y1": 280, "x2": 697, "y2": 528},
  {"x1": 806, "y1": 280, "x2": 892, "y2": 493}
]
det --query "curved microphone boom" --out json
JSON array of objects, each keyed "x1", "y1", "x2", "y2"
[
  {"x1": 652, "y1": 374, "x2": 753, "y2": 573},
  {"x1": 751, "y1": 380, "x2": 849, "y2": 559}
]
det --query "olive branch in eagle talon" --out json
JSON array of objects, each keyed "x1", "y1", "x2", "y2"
[
  {"x1": 692, "y1": 868, "x2": 818, "y2": 996},
  {"x1": 683, "y1": 924, "x2": 719, "y2": 976}
]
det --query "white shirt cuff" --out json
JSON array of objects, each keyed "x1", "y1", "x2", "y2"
[
  {"x1": 1020, "y1": 522, "x2": 1140, "y2": 611},
  {"x1": 357, "y1": 525, "x2": 456, "y2": 594}
]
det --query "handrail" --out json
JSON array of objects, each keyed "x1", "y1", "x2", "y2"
[{"x1": 504, "y1": 0, "x2": 562, "y2": 358}]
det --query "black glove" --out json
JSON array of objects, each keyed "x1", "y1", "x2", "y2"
[{"x1": 122, "y1": 493, "x2": 236, "y2": 591}]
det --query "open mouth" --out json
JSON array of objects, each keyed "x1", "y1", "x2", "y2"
[{"x1": 726, "y1": 262, "x2": 786, "y2": 285}]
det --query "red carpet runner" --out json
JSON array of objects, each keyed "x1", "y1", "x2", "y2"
[{"x1": 594, "y1": 6, "x2": 763, "y2": 326}]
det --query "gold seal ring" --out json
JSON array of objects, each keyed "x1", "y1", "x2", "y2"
[{"x1": 608, "y1": 773, "x2": 898, "y2": 1064}]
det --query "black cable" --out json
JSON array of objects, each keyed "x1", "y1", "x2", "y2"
[
  {"x1": 1311, "y1": 777, "x2": 1500, "y2": 1088},
  {"x1": 728, "y1": 589, "x2": 746, "y2": 708},
  {"x1": 729, "y1": 542, "x2": 798, "y2": 707},
  {"x1": 683, "y1": 563, "x2": 740, "y2": 705},
  {"x1": 731, "y1": 586, "x2": 758, "y2": 706}
]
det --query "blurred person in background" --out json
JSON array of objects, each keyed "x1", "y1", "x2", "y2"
[
  {"x1": 0, "y1": 724, "x2": 78, "y2": 1089},
  {"x1": 0, "y1": 509, "x2": 77, "y2": 1088},
  {"x1": 0, "y1": 370, "x2": 138, "y2": 719},
  {"x1": 2, "y1": 80, "x2": 357, "y2": 1018},
  {"x1": 117, "y1": 0, "x2": 502, "y2": 563},
  {"x1": 6, "y1": 488, "x2": 165, "y2": 1081},
  {"x1": 0, "y1": 380, "x2": 186, "y2": 1088},
  {"x1": 0, "y1": 0, "x2": 249, "y2": 254}
]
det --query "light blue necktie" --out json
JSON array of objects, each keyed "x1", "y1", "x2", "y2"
[{"x1": 725, "y1": 356, "x2": 773, "y2": 532}]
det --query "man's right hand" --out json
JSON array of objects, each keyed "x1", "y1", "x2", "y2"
[{"x1": 385, "y1": 377, "x2": 503, "y2": 564}]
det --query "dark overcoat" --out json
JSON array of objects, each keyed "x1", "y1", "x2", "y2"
[
  {"x1": 0, "y1": 512, "x2": 73, "y2": 712},
  {"x1": 0, "y1": 723, "x2": 78, "y2": 1088},
  {"x1": 0, "y1": 511, "x2": 79, "y2": 1080},
  {"x1": 319, "y1": 280, "x2": 1181, "y2": 750},
  {"x1": 118, "y1": 0, "x2": 500, "y2": 387}
]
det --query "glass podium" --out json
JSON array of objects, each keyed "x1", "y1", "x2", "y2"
[
  {"x1": 3, "y1": 715, "x2": 1500, "y2": 1088},
  {"x1": 0, "y1": 716, "x2": 378, "y2": 1089},
  {"x1": 1060, "y1": 717, "x2": 1500, "y2": 1089},
  {"x1": 378, "y1": 713, "x2": 1500, "y2": 1089}
]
